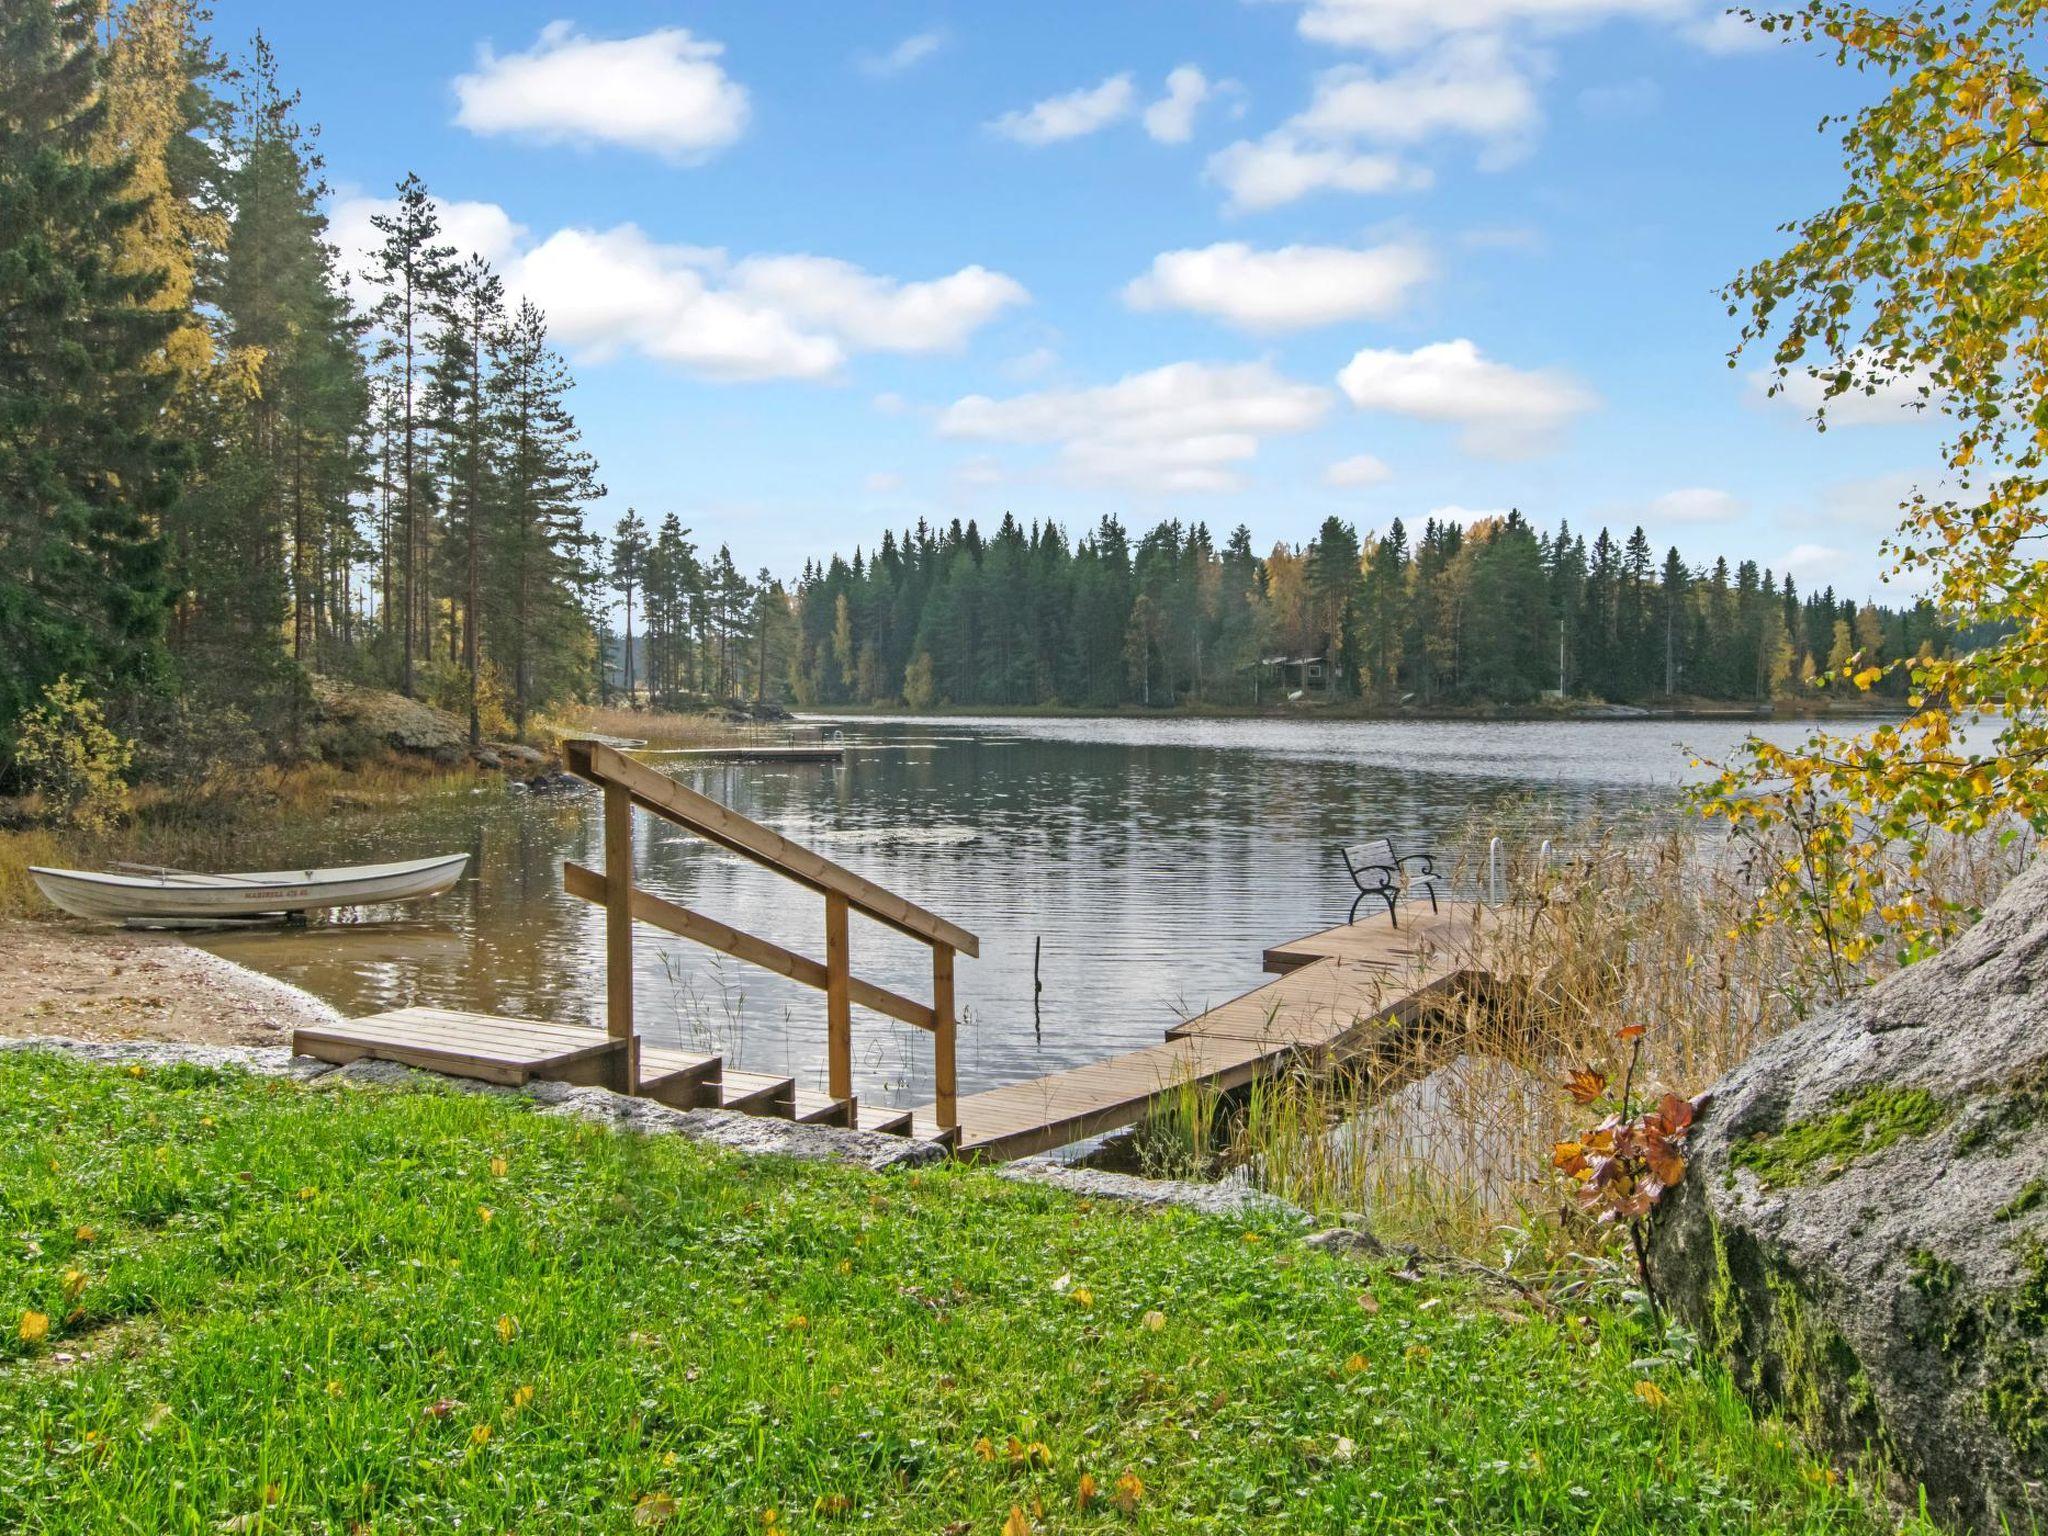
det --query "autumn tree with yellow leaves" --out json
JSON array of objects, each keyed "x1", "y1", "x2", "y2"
[{"x1": 1700, "y1": 0, "x2": 2048, "y2": 979}]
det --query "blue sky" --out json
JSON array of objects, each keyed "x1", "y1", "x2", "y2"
[{"x1": 205, "y1": 0, "x2": 1947, "y2": 598}]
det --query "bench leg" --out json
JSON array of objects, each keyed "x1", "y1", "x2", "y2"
[
  {"x1": 1349, "y1": 889, "x2": 1366, "y2": 924},
  {"x1": 1383, "y1": 891, "x2": 1399, "y2": 928}
]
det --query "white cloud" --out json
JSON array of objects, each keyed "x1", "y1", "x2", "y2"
[
  {"x1": 1123, "y1": 240, "x2": 1432, "y2": 331},
  {"x1": 1782, "y1": 542, "x2": 1846, "y2": 583},
  {"x1": 452, "y1": 23, "x2": 748, "y2": 162},
  {"x1": 938, "y1": 361, "x2": 1332, "y2": 493},
  {"x1": 1336, "y1": 338, "x2": 1596, "y2": 456},
  {"x1": 1750, "y1": 362, "x2": 1939, "y2": 426},
  {"x1": 1002, "y1": 345, "x2": 1061, "y2": 381},
  {"x1": 990, "y1": 74, "x2": 1136, "y2": 144},
  {"x1": 1144, "y1": 65, "x2": 1215, "y2": 143},
  {"x1": 728, "y1": 255, "x2": 1028, "y2": 352},
  {"x1": 1646, "y1": 486, "x2": 1742, "y2": 524},
  {"x1": 1326, "y1": 454, "x2": 1394, "y2": 487},
  {"x1": 1685, "y1": 9, "x2": 1773, "y2": 53},
  {"x1": 331, "y1": 194, "x2": 1026, "y2": 382},
  {"x1": 1294, "y1": 37, "x2": 1542, "y2": 156},
  {"x1": 1289, "y1": 0, "x2": 1683, "y2": 53},
  {"x1": 1206, "y1": 132, "x2": 1424, "y2": 212},
  {"x1": 864, "y1": 471, "x2": 906, "y2": 494},
  {"x1": 857, "y1": 29, "x2": 946, "y2": 77},
  {"x1": 955, "y1": 456, "x2": 1006, "y2": 488}
]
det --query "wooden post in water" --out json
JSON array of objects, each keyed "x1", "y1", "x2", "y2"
[
  {"x1": 824, "y1": 892, "x2": 852, "y2": 1101},
  {"x1": 933, "y1": 943, "x2": 957, "y2": 1131}
]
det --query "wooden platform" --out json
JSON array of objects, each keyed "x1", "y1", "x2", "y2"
[
  {"x1": 636, "y1": 745, "x2": 844, "y2": 764},
  {"x1": 292, "y1": 902, "x2": 1492, "y2": 1164},
  {"x1": 909, "y1": 902, "x2": 1488, "y2": 1160}
]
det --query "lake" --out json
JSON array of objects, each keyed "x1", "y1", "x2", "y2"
[{"x1": 199, "y1": 715, "x2": 1877, "y2": 1113}]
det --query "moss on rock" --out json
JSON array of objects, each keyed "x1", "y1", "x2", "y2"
[{"x1": 1731, "y1": 1086, "x2": 1950, "y2": 1188}]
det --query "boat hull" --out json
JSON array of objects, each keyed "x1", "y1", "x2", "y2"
[{"x1": 29, "y1": 854, "x2": 470, "y2": 924}]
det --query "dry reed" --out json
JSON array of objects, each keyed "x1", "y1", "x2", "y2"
[{"x1": 1138, "y1": 812, "x2": 2032, "y2": 1261}]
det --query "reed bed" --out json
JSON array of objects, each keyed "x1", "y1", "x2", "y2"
[
  {"x1": 1136, "y1": 810, "x2": 2033, "y2": 1261},
  {"x1": 539, "y1": 702, "x2": 798, "y2": 751}
]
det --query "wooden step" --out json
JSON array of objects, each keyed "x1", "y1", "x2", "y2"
[
  {"x1": 294, "y1": 1009, "x2": 633, "y2": 1092},
  {"x1": 716, "y1": 1070, "x2": 796, "y2": 1117},
  {"x1": 636, "y1": 1047, "x2": 722, "y2": 1109},
  {"x1": 854, "y1": 1103, "x2": 914, "y2": 1137},
  {"x1": 791, "y1": 1089, "x2": 856, "y2": 1127}
]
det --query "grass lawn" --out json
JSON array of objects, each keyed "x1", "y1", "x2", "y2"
[{"x1": 0, "y1": 1052, "x2": 1929, "y2": 1534}]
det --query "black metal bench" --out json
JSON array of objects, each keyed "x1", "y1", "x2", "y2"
[{"x1": 1340, "y1": 838, "x2": 1441, "y2": 927}]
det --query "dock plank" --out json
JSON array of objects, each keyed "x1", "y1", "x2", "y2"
[{"x1": 914, "y1": 902, "x2": 1488, "y2": 1159}]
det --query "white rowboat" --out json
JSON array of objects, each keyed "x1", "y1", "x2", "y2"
[{"x1": 29, "y1": 853, "x2": 470, "y2": 925}]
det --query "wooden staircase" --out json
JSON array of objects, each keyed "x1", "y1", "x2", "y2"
[
  {"x1": 294, "y1": 1006, "x2": 924, "y2": 1137},
  {"x1": 292, "y1": 740, "x2": 976, "y2": 1149}
]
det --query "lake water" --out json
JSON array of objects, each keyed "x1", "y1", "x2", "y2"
[{"x1": 199, "y1": 715, "x2": 1879, "y2": 1112}]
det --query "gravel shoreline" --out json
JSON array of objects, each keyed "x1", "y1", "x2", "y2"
[{"x1": 0, "y1": 917, "x2": 341, "y2": 1046}]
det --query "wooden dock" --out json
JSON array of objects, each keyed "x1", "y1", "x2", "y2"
[
  {"x1": 907, "y1": 902, "x2": 1488, "y2": 1159},
  {"x1": 636, "y1": 744, "x2": 845, "y2": 764},
  {"x1": 292, "y1": 738, "x2": 1494, "y2": 1162}
]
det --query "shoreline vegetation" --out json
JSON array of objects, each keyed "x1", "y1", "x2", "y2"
[{"x1": 797, "y1": 695, "x2": 1911, "y2": 723}]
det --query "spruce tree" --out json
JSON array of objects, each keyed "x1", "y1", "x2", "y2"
[{"x1": 0, "y1": 0, "x2": 179, "y2": 752}]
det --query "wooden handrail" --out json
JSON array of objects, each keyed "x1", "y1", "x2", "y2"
[
  {"x1": 559, "y1": 739, "x2": 970, "y2": 1130},
  {"x1": 563, "y1": 862, "x2": 938, "y2": 1031},
  {"x1": 563, "y1": 740, "x2": 980, "y2": 958}
]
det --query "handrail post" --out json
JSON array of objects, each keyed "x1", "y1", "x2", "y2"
[
  {"x1": 932, "y1": 942, "x2": 957, "y2": 1131},
  {"x1": 603, "y1": 781, "x2": 636, "y2": 1083},
  {"x1": 824, "y1": 892, "x2": 852, "y2": 1101}
]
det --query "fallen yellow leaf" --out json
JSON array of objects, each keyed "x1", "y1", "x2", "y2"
[
  {"x1": 18, "y1": 1311, "x2": 49, "y2": 1345},
  {"x1": 1001, "y1": 1505, "x2": 1031, "y2": 1536},
  {"x1": 1634, "y1": 1379, "x2": 1671, "y2": 1409},
  {"x1": 633, "y1": 1491, "x2": 679, "y2": 1526},
  {"x1": 1077, "y1": 1472, "x2": 1098, "y2": 1510},
  {"x1": 1113, "y1": 1471, "x2": 1143, "y2": 1513},
  {"x1": 1141, "y1": 1309, "x2": 1165, "y2": 1332},
  {"x1": 496, "y1": 1313, "x2": 518, "y2": 1344}
]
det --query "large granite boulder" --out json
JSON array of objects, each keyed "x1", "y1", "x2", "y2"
[{"x1": 1651, "y1": 858, "x2": 2048, "y2": 1533}]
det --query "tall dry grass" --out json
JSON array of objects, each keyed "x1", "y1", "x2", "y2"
[
  {"x1": 536, "y1": 703, "x2": 818, "y2": 752},
  {"x1": 1136, "y1": 813, "x2": 2032, "y2": 1259}
]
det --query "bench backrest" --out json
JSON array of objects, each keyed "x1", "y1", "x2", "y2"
[{"x1": 1344, "y1": 838, "x2": 1397, "y2": 873}]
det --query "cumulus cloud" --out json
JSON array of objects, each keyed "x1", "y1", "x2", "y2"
[
  {"x1": 1646, "y1": 487, "x2": 1742, "y2": 524},
  {"x1": 989, "y1": 74, "x2": 1137, "y2": 144},
  {"x1": 1143, "y1": 65, "x2": 1216, "y2": 143},
  {"x1": 937, "y1": 361, "x2": 1332, "y2": 493},
  {"x1": 1206, "y1": 133, "x2": 1424, "y2": 212},
  {"x1": 864, "y1": 471, "x2": 906, "y2": 493},
  {"x1": 1293, "y1": 37, "x2": 1542, "y2": 156},
  {"x1": 452, "y1": 23, "x2": 749, "y2": 162},
  {"x1": 1326, "y1": 454, "x2": 1394, "y2": 488},
  {"x1": 331, "y1": 194, "x2": 1026, "y2": 382},
  {"x1": 1204, "y1": 36, "x2": 1534, "y2": 209},
  {"x1": 857, "y1": 29, "x2": 946, "y2": 77},
  {"x1": 1750, "y1": 362, "x2": 1940, "y2": 426},
  {"x1": 1123, "y1": 240, "x2": 1432, "y2": 331},
  {"x1": 1288, "y1": 0, "x2": 1684, "y2": 53},
  {"x1": 1427, "y1": 503, "x2": 1513, "y2": 522},
  {"x1": 1336, "y1": 338, "x2": 1595, "y2": 456}
]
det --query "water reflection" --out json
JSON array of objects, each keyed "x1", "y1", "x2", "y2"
[{"x1": 199, "y1": 715, "x2": 1882, "y2": 1112}]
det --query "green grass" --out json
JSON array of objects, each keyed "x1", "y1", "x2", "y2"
[{"x1": 0, "y1": 1053, "x2": 1933, "y2": 1535}]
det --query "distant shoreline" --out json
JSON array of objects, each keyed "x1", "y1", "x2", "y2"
[{"x1": 797, "y1": 699, "x2": 1914, "y2": 725}]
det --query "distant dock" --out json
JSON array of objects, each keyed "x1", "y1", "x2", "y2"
[{"x1": 637, "y1": 744, "x2": 845, "y2": 764}]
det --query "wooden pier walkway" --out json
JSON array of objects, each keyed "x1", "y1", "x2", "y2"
[
  {"x1": 906, "y1": 902, "x2": 1487, "y2": 1158},
  {"x1": 293, "y1": 738, "x2": 1495, "y2": 1162}
]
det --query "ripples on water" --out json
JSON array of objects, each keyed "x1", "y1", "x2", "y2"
[{"x1": 200, "y1": 714, "x2": 1886, "y2": 1111}]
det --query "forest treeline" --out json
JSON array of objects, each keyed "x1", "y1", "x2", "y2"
[
  {"x1": 782, "y1": 512, "x2": 1951, "y2": 711},
  {"x1": 0, "y1": 1, "x2": 789, "y2": 784}
]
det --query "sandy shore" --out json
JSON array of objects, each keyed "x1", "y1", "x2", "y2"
[{"x1": 0, "y1": 918, "x2": 341, "y2": 1046}]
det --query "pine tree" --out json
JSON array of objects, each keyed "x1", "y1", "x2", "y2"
[
  {"x1": 364, "y1": 172, "x2": 453, "y2": 697},
  {"x1": 0, "y1": 0, "x2": 180, "y2": 750},
  {"x1": 610, "y1": 509, "x2": 648, "y2": 698},
  {"x1": 428, "y1": 253, "x2": 504, "y2": 745}
]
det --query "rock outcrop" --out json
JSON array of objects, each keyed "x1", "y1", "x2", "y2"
[{"x1": 1651, "y1": 859, "x2": 2048, "y2": 1533}]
